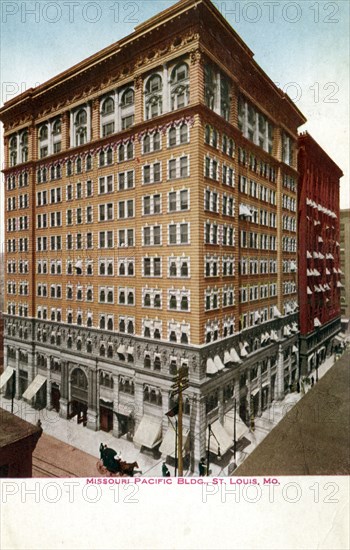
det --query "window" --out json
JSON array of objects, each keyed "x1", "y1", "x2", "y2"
[
  {"x1": 142, "y1": 225, "x2": 162, "y2": 246},
  {"x1": 118, "y1": 170, "x2": 134, "y2": 190},
  {"x1": 143, "y1": 257, "x2": 162, "y2": 277},
  {"x1": 118, "y1": 228, "x2": 134, "y2": 247},
  {"x1": 118, "y1": 200, "x2": 134, "y2": 219},
  {"x1": 99, "y1": 231, "x2": 114, "y2": 249},
  {"x1": 145, "y1": 74, "x2": 163, "y2": 119},
  {"x1": 98, "y1": 175, "x2": 114, "y2": 194},
  {"x1": 142, "y1": 132, "x2": 161, "y2": 154}
]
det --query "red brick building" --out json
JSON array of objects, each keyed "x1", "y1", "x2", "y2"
[{"x1": 298, "y1": 132, "x2": 343, "y2": 375}]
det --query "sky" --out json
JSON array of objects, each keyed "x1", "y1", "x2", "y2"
[{"x1": 0, "y1": 0, "x2": 349, "y2": 247}]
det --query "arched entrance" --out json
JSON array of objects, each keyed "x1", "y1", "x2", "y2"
[{"x1": 69, "y1": 367, "x2": 88, "y2": 426}]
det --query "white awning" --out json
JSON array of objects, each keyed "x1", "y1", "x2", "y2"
[
  {"x1": 318, "y1": 253, "x2": 325, "y2": 259},
  {"x1": 75, "y1": 260, "x2": 83, "y2": 270},
  {"x1": 307, "y1": 269, "x2": 313, "y2": 277},
  {"x1": 314, "y1": 318, "x2": 321, "y2": 328},
  {"x1": 0, "y1": 367, "x2": 14, "y2": 391},
  {"x1": 127, "y1": 346, "x2": 134, "y2": 355},
  {"x1": 285, "y1": 303, "x2": 291, "y2": 314},
  {"x1": 115, "y1": 402, "x2": 135, "y2": 416},
  {"x1": 326, "y1": 268, "x2": 331, "y2": 275},
  {"x1": 254, "y1": 311, "x2": 261, "y2": 321},
  {"x1": 239, "y1": 204, "x2": 252, "y2": 217},
  {"x1": 291, "y1": 323, "x2": 299, "y2": 333},
  {"x1": 290, "y1": 261, "x2": 297, "y2": 271},
  {"x1": 133, "y1": 416, "x2": 162, "y2": 449},
  {"x1": 251, "y1": 387, "x2": 259, "y2": 397},
  {"x1": 159, "y1": 426, "x2": 190, "y2": 457},
  {"x1": 270, "y1": 330, "x2": 279, "y2": 341},
  {"x1": 337, "y1": 281, "x2": 344, "y2": 288},
  {"x1": 214, "y1": 355, "x2": 225, "y2": 371},
  {"x1": 292, "y1": 345, "x2": 298, "y2": 353},
  {"x1": 230, "y1": 348, "x2": 242, "y2": 363},
  {"x1": 313, "y1": 252, "x2": 319, "y2": 259},
  {"x1": 307, "y1": 251, "x2": 312, "y2": 259},
  {"x1": 273, "y1": 306, "x2": 282, "y2": 318},
  {"x1": 117, "y1": 345, "x2": 126, "y2": 355},
  {"x1": 307, "y1": 287, "x2": 313, "y2": 295},
  {"x1": 264, "y1": 331, "x2": 270, "y2": 341},
  {"x1": 100, "y1": 397, "x2": 113, "y2": 405},
  {"x1": 333, "y1": 268, "x2": 338, "y2": 274},
  {"x1": 224, "y1": 350, "x2": 232, "y2": 364},
  {"x1": 283, "y1": 325, "x2": 291, "y2": 337},
  {"x1": 318, "y1": 236, "x2": 323, "y2": 243},
  {"x1": 334, "y1": 334, "x2": 345, "y2": 343},
  {"x1": 341, "y1": 318, "x2": 349, "y2": 324},
  {"x1": 206, "y1": 358, "x2": 218, "y2": 375},
  {"x1": 240, "y1": 347, "x2": 248, "y2": 357},
  {"x1": 224, "y1": 411, "x2": 249, "y2": 441},
  {"x1": 22, "y1": 374, "x2": 46, "y2": 401},
  {"x1": 207, "y1": 420, "x2": 233, "y2": 456}
]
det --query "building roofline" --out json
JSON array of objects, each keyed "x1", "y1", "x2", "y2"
[
  {"x1": 298, "y1": 131, "x2": 343, "y2": 177},
  {"x1": 0, "y1": 0, "x2": 305, "y2": 125}
]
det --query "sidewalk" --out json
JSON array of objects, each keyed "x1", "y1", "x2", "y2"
[{"x1": 0, "y1": 352, "x2": 339, "y2": 478}]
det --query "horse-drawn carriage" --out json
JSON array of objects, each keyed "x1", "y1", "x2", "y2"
[{"x1": 97, "y1": 445, "x2": 141, "y2": 477}]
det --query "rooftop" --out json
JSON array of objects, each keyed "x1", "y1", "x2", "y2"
[{"x1": 0, "y1": 407, "x2": 42, "y2": 448}]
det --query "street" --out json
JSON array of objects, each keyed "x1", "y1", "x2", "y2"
[{"x1": 234, "y1": 350, "x2": 350, "y2": 475}]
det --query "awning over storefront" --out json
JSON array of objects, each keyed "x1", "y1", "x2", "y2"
[
  {"x1": 224, "y1": 411, "x2": 249, "y2": 441},
  {"x1": 341, "y1": 318, "x2": 349, "y2": 324},
  {"x1": 207, "y1": 420, "x2": 233, "y2": 456},
  {"x1": 334, "y1": 334, "x2": 345, "y2": 343},
  {"x1": 159, "y1": 425, "x2": 190, "y2": 457},
  {"x1": 206, "y1": 358, "x2": 218, "y2": 375},
  {"x1": 0, "y1": 367, "x2": 15, "y2": 391},
  {"x1": 22, "y1": 374, "x2": 46, "y2": 401},
  {"x1": 115, "y1": 402, "x2": 135, "y2": 416},
  {"x1": 250, "y1": 387, "x2": 259, "y2": 397},
  {"x1": 273, "y1": 306, "x2": 282, "y2": 318},
  {"x1": 133, "y1": 416, "x2": 162, "y2": 449},
  {"x1": 230, "y1": 348, "x2": 242, "y2": 363},
  {"x1": 214, "y1": 355, "x2": 225, "y2": 371}
]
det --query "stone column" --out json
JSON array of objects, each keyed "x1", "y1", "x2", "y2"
[
  {"x1": 192, "y1": 394, "x2": 206, "y2": 471},
  {"x1": 59, "y1": 361, "x2": 69, "y2": 419},
  {"x1": 46, "y1": 358, "x2": 52, "y2": 410},
  {"x1": 275, "y1": 345, "x2": 285, "y2": 401},
  {"x1": 257, "y1": 363, "x2": 262, "y2": 417},
  {"x1": 112, "y1": 374, "x2": 120, "y2": 438},
  {"x1": 86, "y1": 102, "x2": 92, "y2": 143},
  {"x1": 87, "y1": 366, "x2": 98, "y2": 431},
  {"x1": 267, "y1": 358, "x2": 272, "y2": 406},
  {"x1": 69, "y1": 111, "x2": 74, "y2": 147},
  {"x1": 15, "y1": 348, "x2": 20, "y2": 399},
  {"x1": 218, "y1": 386, "x2": 224, "y2": 424}
]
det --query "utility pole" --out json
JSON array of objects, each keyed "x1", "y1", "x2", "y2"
[{"x1": 171, "y1": 366, "x2": 189, "y2": 477}]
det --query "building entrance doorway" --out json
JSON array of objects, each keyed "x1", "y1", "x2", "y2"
[
  {"x1": 51, "y1": 384, "x2": 61, "y2": 412},
  {"x1": 100, "y1": 404, "x2": 113, "y2": 432},
  {"x1": 69, "y1": 368, "x2": 88, "y2": 426}
]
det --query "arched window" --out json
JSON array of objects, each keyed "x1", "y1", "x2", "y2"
[
  {"x1": 181, "y1": 296, "x2": 189, "y2": 310},
  {"x1": 107, "y1": 344, "x2": 114, "y2": 358},
  {"x1": 107, "y1": 147, "x2": 113, "y2": 164},
  {"x1": 52, "y1": 119, "x2": 61, "y2": 135},
  {"x1": 101, "y1": 97, "x2": 115, "y2": 115},
  {"x1": 100, "y1": 316, "x2": 106, "y2": 330},
  {"x1": 107, "y1": 317, "x2": 113, "y2": 331},
  {"x1": 181, "y1": 262, "x2": 189, "y2": 277},
  {"x1": 76, "y1": 157, "x2": 82, "y2": 173},
  {"x1": 76, "y1": 109, "x2": 87, "y2": 125},
  {"x1": 153, "y1": 132, "x2": 161, "y2": 150},
  {"x1": 144, "y1": 293, "x2": 151, "y2": 307},
  {"x1": 143, "y1": 135, "x2": 151, "y2": 153},
  {"x1": 100, "y1": 344, "x2": 106, "y2": 357},
  {"x1": 127, "y1": 320, "x2": 134, "y2": 334},
  {"x1": 154, "y1": 356, "x2": 161, "y2": 371},
  {"x1": 77, "y1": 339, "x2": 82, "y2": 351},
  {"x1": 181, "y1": 332, "x2": 189, "y2": 344},
  {"x1": 39, "y1": 125, "x2": 48, "y2": 141},
  {"x1": 146, "y1": 74, "x2": 162, "y2": 93},
  {"x1": 86, "y1": 340, "x2": 92, "y2": 353},
  {"x1": 144, "y1": 354, "x2": 151, "y2": 368},
  {"x1": 170, "y1": 295, "x2": 177, "y2": 309},
  {"x1": 169, "y1": 127, "x2": 176, "y2": 147},
  {"x1": 121, "y1": 88, "x2": 134, "y2": 107},
  {"x1": 119, "y1": 319, "x2": 125, "y2": 332},
  {"x1": 180, "y1": 124, "x2": 188, "y2": 144},
  {"x1": 128, "y1": 262, "x2": 134, "y2": 276},
  {"x1": 99, "y1": 150, "x2": 105, "y2": 167},
  {"x1": 127, "y1": 291, "x2": 134, "y2": 305},
  {"x1": 171, "y1": 63, "x2": 188, "y2": 84},
  {"x1": 119, "y1": 262, "x2": 125, "y2": 276}
]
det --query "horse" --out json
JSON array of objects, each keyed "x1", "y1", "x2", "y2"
[{"x1": 119, "y1": 461, "x2": 142, "y2": 477}]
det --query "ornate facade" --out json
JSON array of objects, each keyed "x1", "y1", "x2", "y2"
[{"x1": 0, "y1": 0, "x2": 307, "y2": 469}]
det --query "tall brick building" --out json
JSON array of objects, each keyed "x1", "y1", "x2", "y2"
[
  {"x1": 0, "y1": 0, "x2": 306, "y2": 468},
  {"x1": 298, "y1": 132, "x2": 343, "y2": 374}
]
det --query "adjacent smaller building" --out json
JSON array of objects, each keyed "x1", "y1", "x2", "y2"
[
  {"x1": 340, "y1": 209, "x2": 350, "y2": 332},
  {"x1": 298, "y1": 132, "x2": 343, "y2": 374},
  {"x1": 0, "y1": 408, "x2": 42, "y2": 477}
]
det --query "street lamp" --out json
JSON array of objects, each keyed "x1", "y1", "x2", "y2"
[{"x1": 207, "y1": 424, "x2": 221, "y2": 477}]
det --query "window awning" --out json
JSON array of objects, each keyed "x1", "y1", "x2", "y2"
[
  {"x1": 270, "y1": 330, "x2": 279, "y2": 341},
  {"x1": 326, "y1": 268, "x2": 331, "y2": 275},
  {"x1": 251, "y1": 387, "x2": 259, "y2": 397},
  {"x1": 159, "y1": 425, "x2": 190, "y2": 457},
  {"x1": 22, "y1": 374, "x2": 46, "y2": 401},
  {"x1": 334, "y1": 334, "x2": 345, "y2": 343},
  {"x1": 206, "y1": 358, "x2": 218, "y2": 375},
  {"x1": 127, "y1": 346, "x2": 134, "y2": 356},
  {"x1": 341, "y1": 318, "x2": 349, "y2": 324},
  {"x1": 273, "y1": 306, "x2": 281, "y2": 318},
  {"x1": 207, "y1": 420, "x2": 233, "y2": 456},
  {"x1": 318, "y1": 236, "x2": 323, "y2": 243},
  {"x1": 133, "y1": 416, "x2": 162, "y2": 449},
  {"x1": 224, "y1": 411, "x2": 249, "y2": 441},
  {"x1": 337, "y1": 281, "x2": 344, "y2": 288},
  {"x1": 224, "y1": 350, "x2": 232, "y2": 364},
  {"x1": 117, "y1": 345, "x2": 126, "y2": 355},
  {"x1": 239, "y1": 343, "x2": 248, "y2": 357},
  {"x1": 239, "y1": 204, "x2": 252, "y2": 217},
  {"x1": 313, "y1": 252, "x2": 319, "y2": 259},
  {"x1": 314, "y1": 318, "x2": 321, "y2": 328},
  {"x1": 0, "y1": 367, "x2": 14, "y2": 391},
  {"x1": 292, "y1": 345, "x2": 298, "y2": 353},
  {"x1": 307, "y1": 251, "x2": 312, "y2": 259},
  {"x1": 307, "y1": 287, "x2": 313, "y2": 295},
  {"x1": 214, "y1": 355, "x2": 225, "y2": 371},
  {"x1": 283, "y1": 325, "x2": 291, "y2": 337},
  {"x1": 230, "y1": 348, "x2": 242, "y2": 363},
  {"x1": 307, "y1": 269, "x2": 313, "y2": 277}
]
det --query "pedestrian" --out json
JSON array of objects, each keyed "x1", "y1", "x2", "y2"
[
  {"x1": 99, "y1": 443, "x2": 105, "y2": 459},
  {"x1": 311, "y1": 376, "x2": 314, "y2": 386},
  {"x1": 199, "y1": 457, "x2": 206, "y2": 476},
  {"x1": 162, "y1": 462, "x2": 170, "y2": 477},
  {"x1": 296, "y1": 381, "x2": 300, "y2": 393}
]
